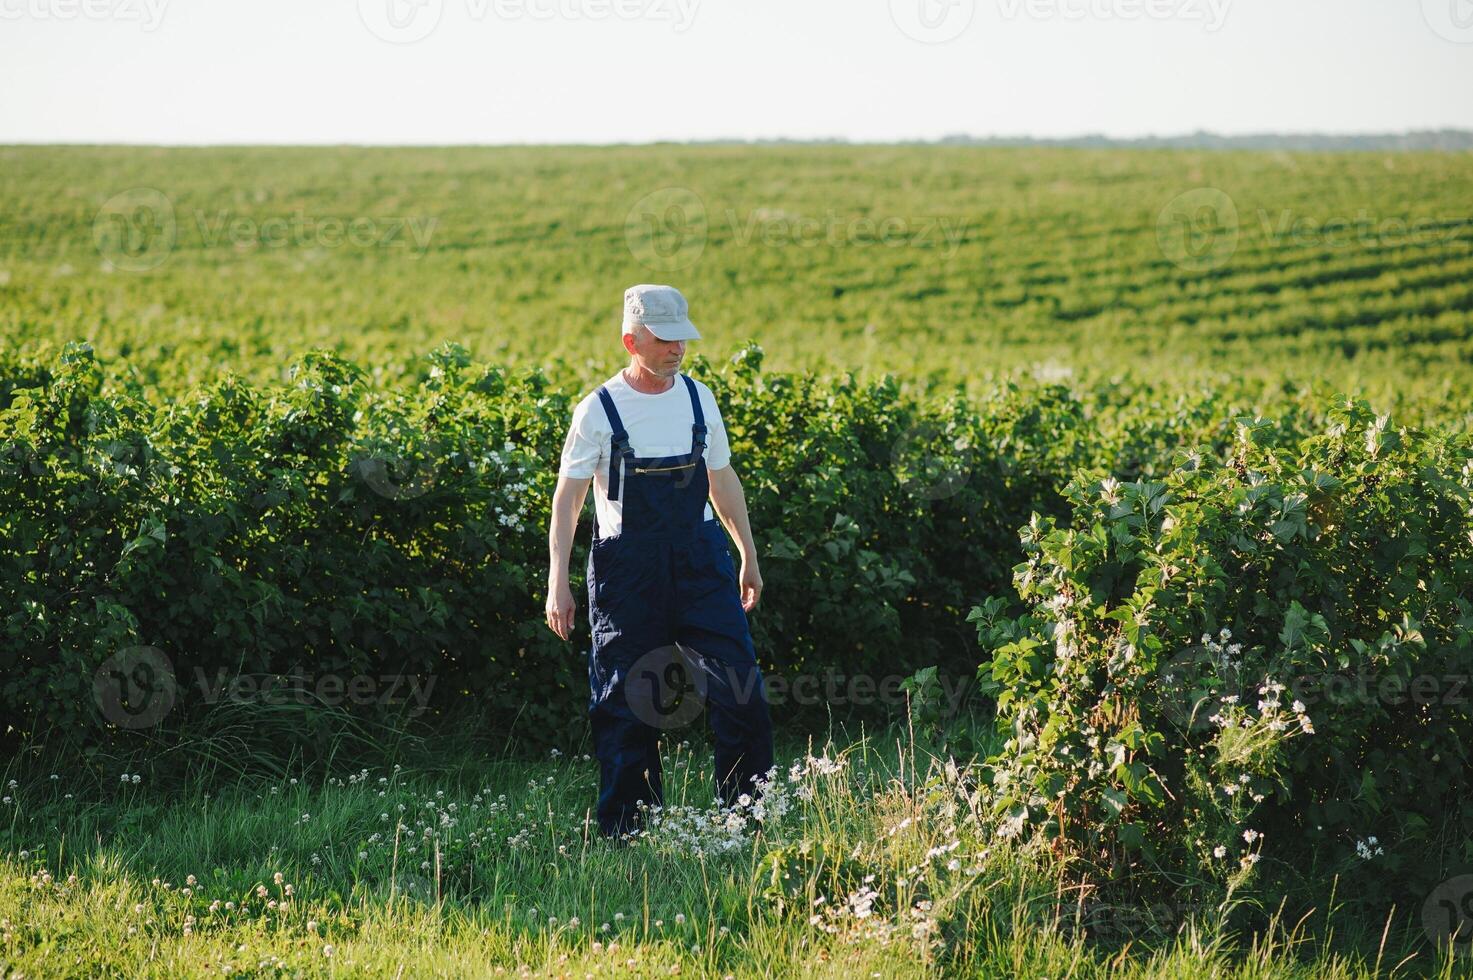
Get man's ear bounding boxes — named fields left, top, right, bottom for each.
left=621, top=331, right=637, bottom=356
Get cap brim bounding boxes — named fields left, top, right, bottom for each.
left=643, top=319, right=701, bottom=341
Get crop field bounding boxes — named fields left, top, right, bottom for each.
left=2, top=144, right=1472, bottom=977
left=3, top=144, right=1471, bottom=407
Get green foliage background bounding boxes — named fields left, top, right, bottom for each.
left=1, top=145, right=1470, bottom=805
left=2, top=144, right=1470, bottom=412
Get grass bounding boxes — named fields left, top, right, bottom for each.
left=1, top=718, right=1463, bottom=978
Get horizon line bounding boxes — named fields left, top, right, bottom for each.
left=4, top=127, right=1473, bottom=151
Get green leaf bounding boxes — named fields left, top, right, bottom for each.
left=1117, top=823, right=1146, bottom=850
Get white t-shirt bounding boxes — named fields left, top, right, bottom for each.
left=558, top=371, right=731, bottom=537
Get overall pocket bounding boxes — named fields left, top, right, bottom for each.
left=589, top=535, right=662, bottom=616
left=701, top=521, right=739, bottom=590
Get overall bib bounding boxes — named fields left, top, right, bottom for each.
left=586, top=374, right=774, bottom=838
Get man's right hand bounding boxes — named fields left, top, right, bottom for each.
left=546, top=580, right=576, bottom=640
left=546, top=474, right=591, bottom=642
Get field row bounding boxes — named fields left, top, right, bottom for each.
left=2, top=145, right=1470, bottom=404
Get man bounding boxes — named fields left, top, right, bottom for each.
left=546, top=283, right=774, bottom=840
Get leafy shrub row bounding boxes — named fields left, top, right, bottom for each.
left=1, top=340, right=1151, bottom=761
left=9, top=338, right=1442, bottom=793
left=973, top=396, right=1473, bottom=908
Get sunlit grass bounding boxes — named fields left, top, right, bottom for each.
left=0, top=723, right=1462, bottom=978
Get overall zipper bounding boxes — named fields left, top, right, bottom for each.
left=634, top=462, right=697, bottom=474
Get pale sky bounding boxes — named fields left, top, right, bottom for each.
left=2, top=0, right=1470, bottom=143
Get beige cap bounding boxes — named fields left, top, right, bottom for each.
left=622, top=284, right=701, bottom=341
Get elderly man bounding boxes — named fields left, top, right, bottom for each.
left=546, top=284, right=774, bottom=840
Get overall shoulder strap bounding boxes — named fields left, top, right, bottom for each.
left=596, top=386, right=633, bottom=502
left=681, top=375, right=708, bottom=460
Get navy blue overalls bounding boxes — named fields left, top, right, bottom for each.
left=586, top=374, right=774, bottom=838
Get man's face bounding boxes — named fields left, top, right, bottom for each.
left=624, top=324, right=686, bottom=376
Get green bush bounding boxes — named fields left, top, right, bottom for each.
left=974, top=397, right=1473, bottom=909
left=0, top=342, right=584, bottom=756
left=707, top=351, right=1096, bottom=680
left=2, top=341, right=1098, bottom=763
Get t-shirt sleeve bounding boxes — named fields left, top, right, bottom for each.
left=703, top=386, right=732, bottom=471
left=558, top=396, right=604, bottom=479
